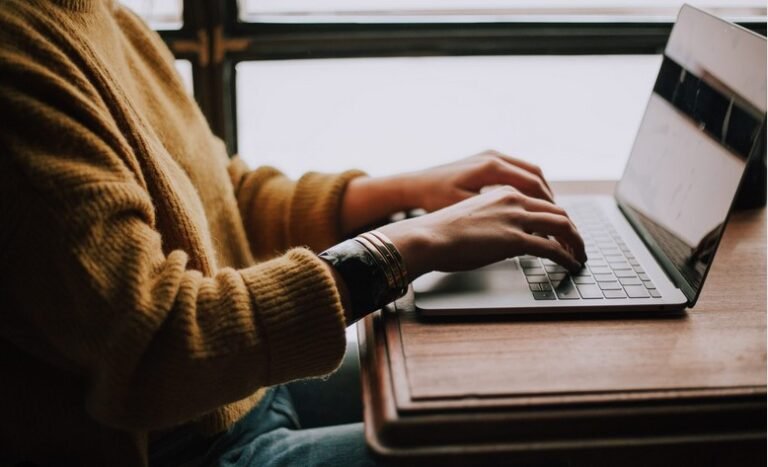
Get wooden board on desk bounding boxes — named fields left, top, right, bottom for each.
left=359, top=181, right=767, bottom=465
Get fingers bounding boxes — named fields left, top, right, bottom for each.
left=491, top=187, right=586, bottom=263
left=481, top=150, right=554, bottom=196
left=518, top=233, right=582, bottom=272
left=521, top=196, right=570, bottom=218
left=477, top=159, right=554, bottom=203
left=520, top=212, right=587, bottom=263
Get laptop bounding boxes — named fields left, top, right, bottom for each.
left=413, top=4, right=767, bottom=316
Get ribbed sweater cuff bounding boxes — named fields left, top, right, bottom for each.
left=290, top=170, right=367, bottom=251
left=240, top=247, right=347, bottom=384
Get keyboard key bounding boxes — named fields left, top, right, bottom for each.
left=619, top=277, right=642, bottom=286
left=624, top=285, right=650, bottom=298
left=589, top=266, right=611, bottom=274
left=529, top=283, right=551, bottom=291
left=545, top=265, right=567, bottom=273
left=548, top=272, right=567, bottom=280
left=633, top=266, right=645, bottom=273
left=601, top=248, right=621, bottom=255
left=643, top=280, right=656, bottom=289
left=598, top=281, right=622, bottom=290
left=638, top=273, right=650, bottom=281
left=629, top=259, right=641, bottom=266
left=593, top=273, right=614, bottom=281
left=577, top=284, right=603, bottom=299
left=603, top=289, right=627, bottom=298
left=555, top=281, right=580, bottom=299
left=520, top=259, right=540, bottom=268
left=609, top=262, right=631, bottom=270
left=526, top=275, right=549, bottom=283
left=648, top=289, right=662, bottom=298
left=614, top=270, right=638, bottom=278
left=523, top=267, right=545, bottom=275
left=573, top=276, right=595, bottom=284
left=532, top=290, right=556, bottom=300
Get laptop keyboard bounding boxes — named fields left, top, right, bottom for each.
left=520, top=204, right=662, bottom=301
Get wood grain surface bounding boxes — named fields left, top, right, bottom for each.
left=359, top=181, right=766, bottom=464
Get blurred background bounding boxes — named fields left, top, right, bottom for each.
left=120, top=0, right=766, bottom=180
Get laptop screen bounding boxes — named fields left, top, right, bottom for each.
left=615, top=5, right=766, bottom=305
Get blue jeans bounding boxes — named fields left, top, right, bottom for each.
left=149, top=339, right=382, bottom=467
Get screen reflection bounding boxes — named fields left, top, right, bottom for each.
left=616, top=67, right=762, bottom=294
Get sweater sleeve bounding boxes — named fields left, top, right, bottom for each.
left=0, top=26, right=347, bottom=431
left=228, top=157, right=366, bottom=258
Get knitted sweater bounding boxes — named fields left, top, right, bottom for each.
left=0, top=0, right=364, bottom=464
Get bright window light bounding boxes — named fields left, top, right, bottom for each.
left=237, top=55, right=662, bottom=181
left=119, top=0, right=183, bottom=30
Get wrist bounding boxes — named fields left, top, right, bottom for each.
left=387, top=171, right=422, bottom=212
left=341, top=174, right=420, bottom=235
left=358, top=174, right=417, bottom=212
left=377, top=219, right=433, bottom=282
left=319, top=236, right=408, bottom=325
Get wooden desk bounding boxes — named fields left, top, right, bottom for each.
left=358, top=181, right=767, bottom=466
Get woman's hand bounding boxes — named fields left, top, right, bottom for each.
left=376, top=186, right=587, bottom=281
left=341, top=150, right=554, bottom=234
left=398, top=150, right=555, bottom=212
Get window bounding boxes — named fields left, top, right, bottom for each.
left=236, top=55, right=661, bottom=180
left=120, top=0, right=183, bottom=29
left=174, top=60, right=194, bottom=95
left=240, top=0, right=765, bottom=23
left=122, top=1, right=765, bottom=177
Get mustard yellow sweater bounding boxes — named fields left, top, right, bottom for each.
left=0, top=1, right=364, bottom=464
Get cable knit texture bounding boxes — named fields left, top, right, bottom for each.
left=0, top=0, right=365, bottom=465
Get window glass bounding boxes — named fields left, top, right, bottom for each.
left=239, top=0, right=765, bottom=23
left=174, top=60, right=193, bottom=95
left=119, top=0, right=183, bottom=30
left=236, top=55, right=661, bottom=181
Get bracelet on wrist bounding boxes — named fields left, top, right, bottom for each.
left=318, top=231, right=409, bottom=323
left=357, top=231, right=408, bottom=296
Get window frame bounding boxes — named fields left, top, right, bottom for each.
left=155, top=0, right=766, bottom=155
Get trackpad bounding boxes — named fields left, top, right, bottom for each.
left=412, top=259, right=521, bottom=296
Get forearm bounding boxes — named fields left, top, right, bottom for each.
left=90, top=247, right=347, bottom=430
left=341, top=175, right=417, bottom=235
left=15, top=177, right=349, bottom=430
left=229, top=158, right=366, bottom=254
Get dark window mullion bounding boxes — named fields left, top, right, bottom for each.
left=212, top=0, right=765, bottom=156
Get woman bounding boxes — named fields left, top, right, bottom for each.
left=0, top=1, right=585, bottom=465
